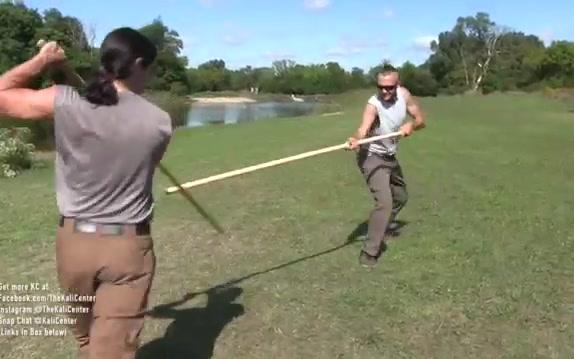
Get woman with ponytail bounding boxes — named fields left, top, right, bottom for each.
left=0, top=27, right=172, bottom=358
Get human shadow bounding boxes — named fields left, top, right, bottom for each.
left=215, top=239, right=359, bottom=295
left=137, top=237, right=359, bottom=358
left=347, top=220, right=369, bottom=242
left=347, top=219, right=409, bottom=241
left=387, top=219, right=409, bottom=237
left=136, top=286, right=245, bottom=359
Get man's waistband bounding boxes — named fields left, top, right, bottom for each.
left=58, top=216, right=151, bottom=236
left=367, top=151, right=396, bottom=161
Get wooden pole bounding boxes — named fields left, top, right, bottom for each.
left=165, top=131, right=403, bottom=193
left=158, top=163, right=225, bottom=233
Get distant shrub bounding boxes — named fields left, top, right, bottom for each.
left=0, top=127, right=35, bottom=178
left=145, top=91, right=189, bottom=128
left=542, top=87, right=574, bottom=102
left=438, top=86, right=467, bottom=96
left=399, top=63, right=439, bottom=97
left=169, top=82, right=190, bottom=96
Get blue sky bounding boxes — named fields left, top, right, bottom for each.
left=23, top=0, right=574, bottom=71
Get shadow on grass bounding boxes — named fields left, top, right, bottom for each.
left=137, top=286, right=244, bottom=359
left=387, top=219, right=409, bottom=237
left=347, top=219, right=409, bottom=241
left=138, top=234, right=361, bottom=358
left=347, top=221, right=369, bottom=242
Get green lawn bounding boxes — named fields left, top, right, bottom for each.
left=0, top=90, right=573, bottom=358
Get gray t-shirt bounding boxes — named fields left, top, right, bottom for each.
left=53, top=85, right=172, bottom=224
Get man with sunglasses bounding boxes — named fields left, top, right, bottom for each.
left=348, top=66, right=425, bottom=267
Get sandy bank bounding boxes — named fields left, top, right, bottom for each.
left=190, top=97, right=257, bottom=104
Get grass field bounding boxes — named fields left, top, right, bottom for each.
left=0, top=90, right=573, bottom=358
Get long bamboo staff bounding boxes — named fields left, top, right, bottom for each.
left=165, top=131, right=403, bottom=193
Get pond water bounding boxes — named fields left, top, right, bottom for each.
left=186, top=101, right=319, bottom=128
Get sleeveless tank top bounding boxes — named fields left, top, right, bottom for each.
left=365, top=87, right=408, bottom=155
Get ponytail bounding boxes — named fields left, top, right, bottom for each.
left=82, top=27, right=157, bottom=106
left=84, top=70, right=119, bottom=106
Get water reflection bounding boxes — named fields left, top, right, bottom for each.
left=186, top=101, right=318, bottom=127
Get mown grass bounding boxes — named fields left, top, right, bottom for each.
left=0, top=90, right=573, bottom=358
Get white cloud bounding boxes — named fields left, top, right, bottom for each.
left=539, top=29, right=554, bottom=46
left=326, top=38, right=386, bottom=58
left=304, top=0, right=331, bottom=11
left=412, top=35, right=437, bottom=52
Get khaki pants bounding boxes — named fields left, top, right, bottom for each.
left=55, top=218, right=156, bottom=359
left=357, top=150, right=408, bottom=257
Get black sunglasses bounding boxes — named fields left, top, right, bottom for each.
left=377, top=84, right=397, bottom=91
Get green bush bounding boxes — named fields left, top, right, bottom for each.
left=144, top=91, right=189, bottom=128
left=399, top=62, right=439, bottom=97
left=0, top=127, right=35, bottom=178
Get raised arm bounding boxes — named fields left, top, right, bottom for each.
left=0, top=41, right=65, bottom=121
left=0, top=87, right=58, bottom=120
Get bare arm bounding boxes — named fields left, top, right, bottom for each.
left=0, top=41, right=64, bottom=121
left=403, top=88, right=425, bottom=131
left=35, top=39, right=85, bottom=88
left=0, top=87, right=57, bottom=120
left=347, top=103, right=377, bottom=150
left=354, top=103, right=378, bottom=139
left=0, top=54, right=48, bottom=91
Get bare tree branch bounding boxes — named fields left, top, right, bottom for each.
left=473, top=25, right=507, bottom=91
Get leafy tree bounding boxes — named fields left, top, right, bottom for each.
left=3, top=4, right=574, bottom=101
left=427, top=12, right=506, bottom=92
left=36, top=8, right=96, bottom=82
left=199, top=60, right=226, bottom=71
left=139, top=17, right=183, bottom=55
left=188, top=59, right=231, bottom=92
left=139, top=18, right=190, bottom=93
left=349, top=67, right=368, bottom=89
left=481, top=32, right=545, bottom=92
left=399, top=62, right=438, bottom=96
left=539, top=41, right=574, bottom=87
left=38, top=8, right=88, bottom=49
left=325, top=62, right=347, bottom=93
left=0, top=2, right=43, bottom=73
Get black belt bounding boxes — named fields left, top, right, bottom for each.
left=59, top=216, right=151, bottom=236
left=371, top=153, right=396, bottom=161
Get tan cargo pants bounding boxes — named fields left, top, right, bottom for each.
left=55, top=217, right=156, bottom=359
left=357, top=149, right=408, bottom=257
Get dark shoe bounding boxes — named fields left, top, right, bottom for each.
left=387, top=220, right=401, bottom=232
left=359, top=251, right=378, bottom=267
left=378, top=241, right=388, bottom=256
left=386, top=220, right=407, bottom=237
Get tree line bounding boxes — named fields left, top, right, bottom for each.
left=1, top=1, right=573, bottom=97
